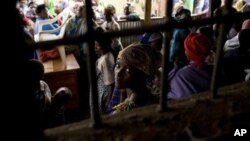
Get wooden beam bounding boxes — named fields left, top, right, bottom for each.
left=144, top=0, right=152, bottom=26
left=210, top=0, right=234, bottom=98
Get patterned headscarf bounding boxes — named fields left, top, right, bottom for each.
left=118, top=44, right=152, bottom=76
left=184, top=33, right=212, bottom=69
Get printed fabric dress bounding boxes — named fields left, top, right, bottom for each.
left=96, top=52, right=115, bottom=113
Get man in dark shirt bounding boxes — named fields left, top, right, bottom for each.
left=119, top=3, right=140, bottom=21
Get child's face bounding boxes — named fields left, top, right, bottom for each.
left=94, top=41, right=102, bottom=55
left=105, top=13, right=112, bottom=22
left=40, top=8, right=49, bottom=19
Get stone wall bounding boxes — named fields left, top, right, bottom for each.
left=45, top=82, right=250, bottom=141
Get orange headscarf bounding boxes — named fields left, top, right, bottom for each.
left=184, top=33, right=212, bottom=69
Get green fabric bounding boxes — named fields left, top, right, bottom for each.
left=183, top=0, right=194, bottom=13
left=47, top=0, right=56, bottom=17
left=234, top=0, right=244, bottom=11
left=99, top=0, right=106, bottom=8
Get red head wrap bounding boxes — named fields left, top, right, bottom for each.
left=184, top=33, right=212, bottom=69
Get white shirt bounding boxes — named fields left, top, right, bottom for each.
left=101, top=18, right=123, bottom=49
left=96, top=52, right=115, bottom=85
left=223, top=34, right=239, bottom=52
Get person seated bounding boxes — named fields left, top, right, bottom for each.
left=147, top=33, right=164, bottom=96
left=168, top=33, right=214, bottom=100
left=17, top=6, right=35, bottom=37
left=34, top=4, right=63, bottom=62
left=34, top=4, right=59, bottom=35
left=46, top=87, right=72, bottom=128
left=213, top=5, right=237, bottom=40
left=26, top=1, right=37, bottom=22
left=238, top=29, right=250, bottom=82
left=223, top=20, right=250, bottom=84
left=18, top=0, right=29, bottom=15
left=148, top=32, right=164, bottom=53
left=111, top=44, right=155, bottom=114
left=26, top=59, right=72, bottom=128
left=140, top=32, right=153, bottom=45
left=107, top=43, right=162, bottom=114
left=197, top=26, right=214, bottom=45
left=223, top=19, right=250, bottom=52
left=119, top=2, right=140, bottom=21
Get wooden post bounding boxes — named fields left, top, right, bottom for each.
left=209, top=0, right=213, bottom=18
left=144, top=0, right=152, bottom=26
left=210, top=0, right=233, bottom=98
left=85, top=0, right=101, bottom=128
left=159, top=0, right=173, bottom=112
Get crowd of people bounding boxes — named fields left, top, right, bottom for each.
left=18, top=0, right=250, bottom=128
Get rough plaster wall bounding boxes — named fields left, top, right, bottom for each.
left=45, top=82, right=250, bottom=141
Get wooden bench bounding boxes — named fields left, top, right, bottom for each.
left=42, top=53, right=80, bottom=109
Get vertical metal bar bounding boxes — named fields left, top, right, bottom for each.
left=209, top=0, right=213, bottom=18
left=144, top=0, right=152, bottom=26
left=85, top=0, right=101, bottom=127
left=159, top=0, right=173, bottom=112
left=210, top=0, right=233, bottom=98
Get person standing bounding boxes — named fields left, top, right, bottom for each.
left=101, top=5, right=123, bottom=57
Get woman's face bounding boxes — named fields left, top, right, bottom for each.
left=114, top=58, right=134, bottom=89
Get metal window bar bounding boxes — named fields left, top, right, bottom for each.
left=159, top=0, right=173, bottom=111
left=144, top=0, right=152, bottom=26
left=85, top=0, right=101, bottom=128
left=29, top=1, right=250, bottom=128
left=209, top=0, right=213, bottom=18
left=210, top=0, right=233, bottom=98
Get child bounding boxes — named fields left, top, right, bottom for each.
left=26, top=59, right=72, bottom=128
